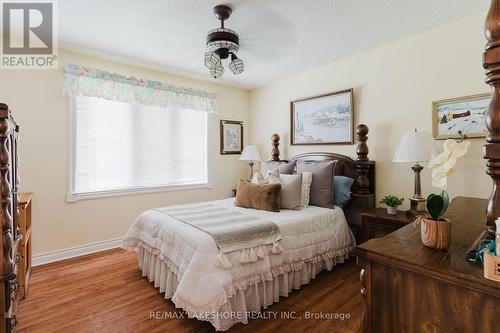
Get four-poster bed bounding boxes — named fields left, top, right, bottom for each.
left=469, top=0, right=500, bottom=252
left=123, top=124, right=375, bottom=331
left=270, top=124, right=376, bottom=241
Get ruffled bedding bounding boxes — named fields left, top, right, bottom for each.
left=122, top=198, right=355, bottom=331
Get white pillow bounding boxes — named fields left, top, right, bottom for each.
left=280, top=172, right=312, bottom=207
left=267, top=173, right=303, bottom=210
left=251, top=170, right=265, bottom=184
left=251, top=170, right=277, bottom=184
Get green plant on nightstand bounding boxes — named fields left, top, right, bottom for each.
left=379, top=195, right=404, bottom=215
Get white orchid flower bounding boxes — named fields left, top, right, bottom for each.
left=428, top=152, right=448, bottom=168
left=450, top=140, right=470, bottom=159
left=432, top=175, right=447, bottom=189
left=441, top=156, right=457, bottom=171
left=428, top=138, right=469, bottom=190
left=443, top=139, right=458, bottom=153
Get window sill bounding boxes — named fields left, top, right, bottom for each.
left=67, top=183, right=212, bottom=202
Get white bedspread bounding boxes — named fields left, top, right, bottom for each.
left=122, top=198, right=355, bottom=325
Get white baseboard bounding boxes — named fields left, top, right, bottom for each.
left=32, top=237, right=123, bottom=267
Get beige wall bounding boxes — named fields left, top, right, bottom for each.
left=249, top=13, right=491, bottom=209
left=0, top=12, right=491, bottom=255
left=0, top=50, right=249, bottom=255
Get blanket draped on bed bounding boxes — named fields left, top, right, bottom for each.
left=122, top=198, right=356, bottom=331
left=154, top=203, right=282, bottom=268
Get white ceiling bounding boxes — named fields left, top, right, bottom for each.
left=59, top=0, right=489, bottom=89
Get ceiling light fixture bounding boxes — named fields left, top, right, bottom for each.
left=205, top=5, right=244, bottom=78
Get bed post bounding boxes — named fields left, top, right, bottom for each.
left=350, top=124, right=375, bottom=242
left=468, top=0, right=500, bottom=259
left=271, top=134, right=280, bottom=161
left=483, top=0, right=500, bottom=238
left=355, top=124, right=371, bottom=194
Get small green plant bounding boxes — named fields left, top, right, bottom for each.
left=379, top=195, right=404, bottom=208
left=426, top=191, right=449, bottom=220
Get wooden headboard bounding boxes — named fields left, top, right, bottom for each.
left=270, top=124, right=375, bottom=242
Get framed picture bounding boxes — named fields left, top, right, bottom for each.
left=220, top=120, right=243, bottom=154
left=432, top=93, right=491, bottom=140
left=290, top=88, right=354, bottom=145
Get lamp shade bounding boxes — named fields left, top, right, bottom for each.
left=239, top=145, right=262, bottom=162
left=393, top=130, right=440, bottom=163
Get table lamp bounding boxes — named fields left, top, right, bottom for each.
left=239, top=145, right=262, bottom=180
left=393, top=129, right=440, bottom=215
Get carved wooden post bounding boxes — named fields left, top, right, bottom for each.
left=0, top=104, right=13, bottom=280
left=355, top=124, right=370, bottom=194
left=483, top=0, right=500, bottom=237
left=271, top=133, right=280, bottom=161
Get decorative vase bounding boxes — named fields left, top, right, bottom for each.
left=419, top=217, right=451, bottom=250
left=387, top=206, right=397, bottom=215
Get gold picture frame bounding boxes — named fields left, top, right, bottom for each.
left=290, top=88, right=354, bottom=145
left=432, top=93, right=491, bottom=140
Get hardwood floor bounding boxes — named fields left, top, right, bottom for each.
left=18, top=249, right=363, bottom=333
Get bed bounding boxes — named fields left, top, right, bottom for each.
left=122, top=124, right=375, bottom=331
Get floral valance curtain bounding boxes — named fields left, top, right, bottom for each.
left=63, top=64, right=217, bottom=113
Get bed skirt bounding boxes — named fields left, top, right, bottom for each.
left=137, top=247, right=350, bottom=331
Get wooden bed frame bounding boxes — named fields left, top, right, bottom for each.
left=466, top=0, right=500, bottom=255
left=270, top=124, right=375, bottom=242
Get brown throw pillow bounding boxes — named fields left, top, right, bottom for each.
left=235, top=180, right=281, bottom=212
left=296, top=160, right=337, bottom=208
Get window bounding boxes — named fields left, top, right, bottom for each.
left=68, top=96, right=210, bottom=201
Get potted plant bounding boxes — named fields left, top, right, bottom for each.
left=417, top=132, right=470, bottom=250
left=379, top=195, right=404, bottom=215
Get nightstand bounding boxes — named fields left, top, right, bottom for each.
left=361, top=208, right=415, bottom=242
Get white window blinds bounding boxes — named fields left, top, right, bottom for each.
left=70, top=96, right=209, bottom=198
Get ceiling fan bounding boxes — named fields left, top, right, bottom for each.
left=204, top=5, right=244, bottom=78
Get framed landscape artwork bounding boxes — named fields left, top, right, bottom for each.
left=290, top=88, right=354, bottom=145
left=220, top=120, right=243, bottom=154
left=432, top=93, right=491, bottom=139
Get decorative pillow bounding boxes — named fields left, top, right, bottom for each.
left=262, top=160, right=296, bottom=175
left=235, top=180, right=281, bottom=212
left=296, top=160, right=337, bottom=208
left=251, top=170, right=278, bottom=184
left=250, top=170, right=266, bottom=184
left=333, top=176, right=354, bottom=208
left=267, top=173, right=303, bottom=210
left=281, top=172, right=312, bottom=207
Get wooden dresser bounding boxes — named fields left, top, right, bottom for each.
left=354, top=197, right=500, bottom=333
left=0, top=104, right=21, bottom=332
left=17, top=193, right=32, bottom=300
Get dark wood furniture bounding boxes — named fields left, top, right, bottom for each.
left=17, top=193, right=32, bottom=300
left=0, top=104, right=20, bottom=332
left=354, top=197, right=500, bottom=333
left=272, top=124, right=375, bottom=241
left=469, top=0, right=500, bottom=254
left=362, top=208, right=414, bottom=242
